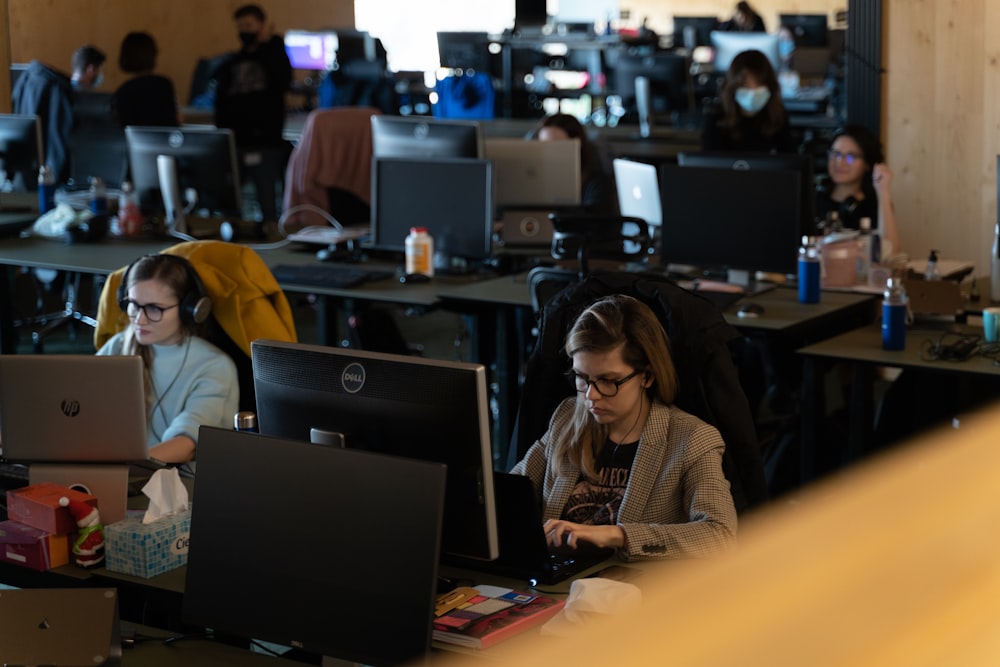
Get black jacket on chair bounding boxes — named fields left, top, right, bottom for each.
left=509, top=271, right=768, bottom=514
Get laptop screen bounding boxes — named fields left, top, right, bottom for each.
left=0, top=355, right=149, bottom=463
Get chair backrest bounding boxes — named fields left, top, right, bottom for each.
left=510, top=271, right=768, bottom=514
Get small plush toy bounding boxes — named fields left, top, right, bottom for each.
left=59, top=496, right=105, bottom=568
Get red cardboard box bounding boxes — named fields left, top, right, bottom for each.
left=6, top=482, right=98, bottom=535
left=0, top=520, right=71, bottom=571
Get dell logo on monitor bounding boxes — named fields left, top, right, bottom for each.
left=413, top=122, right=430, bottom=140
left=341, top=363, right=366, bottom=393
left=60, top=399, right=81, bottom=417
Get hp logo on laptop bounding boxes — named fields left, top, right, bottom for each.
left=341, top=363, right=366, bottom=394
left=60, top=399, right=81, bottom=417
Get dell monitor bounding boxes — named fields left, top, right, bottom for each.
left=184, top=427, right=446, bottom=666
left=677, top=151, right=817, bottom=237
left=0, top=113, right=42, bottom=192
left=125, top=126, right=242, bottom=219
left=370, top=156, right=494, bottom=264
left=370, top=115, right=483, bottom=159
left=658, top=163, right=801, bottom=277
left=779, top=13, right=829, bottom=47
left=710, top=31, right=782, bottom=72
left=251, top=340, right=500, bottom=562
left=284, top=30, right=339, bottom=70
left=611, top=52, right=692, bottom=120
left=484, top=137, right=581, bottom=208
left=672, top=16, right=720, bottom=49
left=437, top=31, right=493, bottom=73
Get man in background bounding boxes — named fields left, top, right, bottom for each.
left=12, top=45, right=107, bottom=184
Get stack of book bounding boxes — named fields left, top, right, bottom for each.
left=432, top=585, right=565, bottom=649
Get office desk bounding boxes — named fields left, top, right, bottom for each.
left=798, top=324, right=1000, bottom=481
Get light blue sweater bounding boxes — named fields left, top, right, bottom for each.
left=97, top=333, right=239, bottom=455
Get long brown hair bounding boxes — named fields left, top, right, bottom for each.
left=553, top=295, right=678, bottom=480
left=718, top=49, right=787, bottom=139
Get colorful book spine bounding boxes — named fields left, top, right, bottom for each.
left=433, top=588, right=565, bottom=649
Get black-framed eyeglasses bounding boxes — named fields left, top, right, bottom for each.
left=566, top=369, right=642, bottom=397
left=828, top=150, right=863, bottom=165
left=123, top=299, right=178, bottom=322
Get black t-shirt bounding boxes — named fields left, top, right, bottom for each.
left=112, top=75, right=178, bottom=128
left=561, top=438, right=638, bottom=525
left=701, top=108, right=796, bottom=154
left=213, top=35, right=292, bottom=146
left=816, top=186, right=879, bottom=231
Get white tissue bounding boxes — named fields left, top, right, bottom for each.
left=31, top=203, right=86, bottom=239
left=141, top=468, right=190, bottom=524
left=540, top=577, right=643, bottom=637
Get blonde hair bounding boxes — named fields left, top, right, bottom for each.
left=553, top=295, right=678, bottom=480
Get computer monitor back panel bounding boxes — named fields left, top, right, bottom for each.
left=710, top=31, right=782, bottom=73
left=370, top=156, right=494, bottom=260
left=0, top=356, right=149, bottom=463
left=184, top=427, right=446, bottom=667
left=370, top=115, right=483, bottom=159
left=251, top=340, right=499, bottom=562
left=658, top=163, right=801, bottom=276
left=485, top=137, right=581, bottom=208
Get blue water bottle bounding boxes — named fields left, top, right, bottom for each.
left=37, top=165, right=56, bottom=214
left=881, top=277, right=908, bottom=351
left=798, top=235, right=821, bottom=304
left=88, top=176, right=108, bottom=216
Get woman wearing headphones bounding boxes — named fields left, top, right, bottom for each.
left=817, top=124, right=901, bottom=258
left=510, top=295, right=736, bottom=561
left=97, top=254, right=238, bottom=471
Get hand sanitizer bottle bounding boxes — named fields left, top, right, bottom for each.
left=925, top=249, right=941, bottom=281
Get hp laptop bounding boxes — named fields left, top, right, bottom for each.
left=447, top=472, right=613, bottom=586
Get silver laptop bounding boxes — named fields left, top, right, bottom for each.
left=0, top=355, right=149, bottom=464
left=485, top=137, right=582, bottom=208
left=613, top=158, right=662, bottom=227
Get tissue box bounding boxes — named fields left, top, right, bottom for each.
left=0, top=520, right=71, bottom=571
left=104, top=509, right=191, bottom=578
left=6, top=482, right=99, bottom=535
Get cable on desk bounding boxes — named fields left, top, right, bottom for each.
left=920, top=332, right=983, bottom=362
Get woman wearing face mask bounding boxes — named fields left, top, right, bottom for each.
left=701, top=49, right=795, bottom=153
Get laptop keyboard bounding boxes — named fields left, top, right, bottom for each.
left=271, top=264, right=396, bottom=289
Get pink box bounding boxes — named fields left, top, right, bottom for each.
left=6, top=482, right=98, bottom=535
left=0, top=520, right=71, bottom=571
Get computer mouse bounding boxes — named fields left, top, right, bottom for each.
left=737, top=302, right=765, bottom=318
left=399, top=273, right=431, bottom=285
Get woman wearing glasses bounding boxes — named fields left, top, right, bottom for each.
left=818, top=124, right=901, bottom=257
left=510, top=295, right=736, bottom=560
left=97, top=254, right=238, bottom=470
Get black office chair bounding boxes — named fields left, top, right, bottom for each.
left=511, top=271, right=769, bottom=515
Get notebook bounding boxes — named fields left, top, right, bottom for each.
left=0, top=588, right=121, bottom=665
left=0, top=355, right=149, bottom=464
left=447, top=472, right=614, bottom=586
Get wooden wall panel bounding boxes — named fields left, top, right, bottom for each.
left=6, top=0, right=353, bottom=105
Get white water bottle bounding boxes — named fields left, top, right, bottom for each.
left=405, top=227, right=434, bottom=277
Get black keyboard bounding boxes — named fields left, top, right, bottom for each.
left=271, top=264, right=396, bottom=289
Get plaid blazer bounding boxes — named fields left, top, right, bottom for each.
left=511, top=397, right=737, bottom=561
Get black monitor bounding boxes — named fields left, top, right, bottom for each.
left=676, top=151, right=817, bottom=237
left=251, top=340, right=500, bottom=562
left=437, top=31, right=493, bottom=73
left=370, top=156, right=494, bottom=262
left=184, top=427, right=446, bottom=666
left=283, top=30, right=338, bottom=70
left=672, top=16, right=719, bottom=49
left=124, top=126, right=242, bottom=218
left=658, top=163, right=801, bottom=276
left=370, top=115, right=483, bottom=159
left=0, top=114, right=42, bottom=192
left=779, top=13, right=829, bottom=47
left=611, top=52, right=691, bottom=120
left=710, top=30, right=782, bottom=72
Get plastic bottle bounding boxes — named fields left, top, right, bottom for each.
left=88, top=176, right=108, bottom=216
left=856, top=217, right=873, bottom=284
left=37, top=165, right=56, bottom=215
left=797, top=235, right=821, bottom=304
left=405, top=226, right=434, bottom=277
left=116, top=181, right=144, bottom=237
left=992, top=222, right=1000, bottom=303
left=882, top=277, right=908, bottom=351
left=925, top=249, right=941, bottom=281
left=234, top=411, right=258, bottom=433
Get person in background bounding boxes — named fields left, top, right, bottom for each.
left=701, top=49, right=795, bottom=153
left=816, top=124, right=900, bottom=257
left=533, top=113, right=617, bottom=217
left=717, top=1, right=767, bottom=32
left=511, top=295, right=737, bottom=560
left=12, top=45, right=106, bottom=184
left=97, top=254, right=238, bottom=473
left=112, top=32, right=179, bottom=128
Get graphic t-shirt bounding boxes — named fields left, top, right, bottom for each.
left=561, top=439, right=638, bottom=525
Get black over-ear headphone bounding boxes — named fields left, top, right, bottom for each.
left=117, top=253, right=212, bottom=325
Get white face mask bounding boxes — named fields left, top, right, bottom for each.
left=734, top=86, right=771, bottom=114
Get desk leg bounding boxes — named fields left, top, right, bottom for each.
left=1, top=267, right=16, bottom=354
left=847, top=364, right=873, bottom=464
left=800, top=356, right=823, bottom=484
